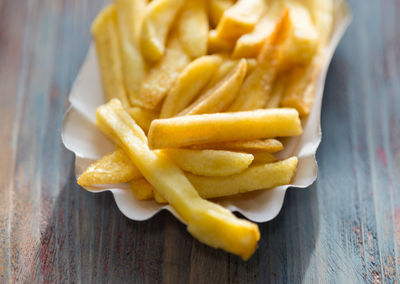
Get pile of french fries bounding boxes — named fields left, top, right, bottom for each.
left=80, top=0, right=334, bottom=259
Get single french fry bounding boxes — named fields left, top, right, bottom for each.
left=178, top=0, right=208, bottom=58
left=140, top=0, right=185, bottom=62
left=148, top=108, right=302, bottom=149
left=130, top=178, right=154, bottom=200
left=207, top=29, right=235, bottom=53
left=208, top=0, right=235, bottom=27
left=251, top=151, right=277, bottom=164
left=228, top=9, right=290, bottom=111
left=115, top=0, right=147, bottom=106
left=280, top=58, right=321, bottom=116
left=216, top=0, right=266, bottom=40
left=140, top=34, right=190, bottom=110
left=265, top=75, right=286, bottom=108
left=204, top=56, right=237, bottom=88
left=91, top=5, right=129, bottom=107
left=127, top=107, right=158, bottom=132
left=96, top=99, right=260, bottom=260
left=188, top=139, right=284, bottom=152
left=142, top=157, right=298, bottom=202
left=179, top=59, right=247, bottom=115
left=160, top=55, right=222, bottom=118
left=164, top=149, right=254, bottom=176
left=77, top=148, right=142, bottom=186
left=233, top=2, right=283, bottom=58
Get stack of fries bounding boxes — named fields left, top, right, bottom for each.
left=80, top=0, right=334, bottom=259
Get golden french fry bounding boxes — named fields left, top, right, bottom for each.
left=204, top=56, right=237, bottom=88
left=265, top=75, right=286, bottom=108
left=188, top=139, right=284, bottom=152
left=127, top=107, right=158, bottom=132
left=228, top=9, right=290, bottom=111
left=142, top=157, right=298, bottom=202
left=91, top=5, right=129, bottom=107
left=77, top=148, right=141, bottom=186
left=250, top=151, right=277, bottom=164
left=216, top=0, right=266, bottom=40
left=280, top=59, right=321, bottom=116
left=115, top=0, right=147, bottom=106
left=148, top=108, right=302, bottom=149
left=207, top=29, right=235, bottom=53
left=179, top=59, right=247, bottom=115
left=130, top=178, right=154, bottom=200
left=160, top=55, right=222, bottom=118
left=208, top=0, right=235, bottom=27
left=164, top=149, right=254, bottom=176
left=178, top=0, right=209, bottom=58
left=97, top=99, right=260, bottom=260
left=307, top=0, right=333, bottom=47
left=140, top=0, right=185, bottom=62
left=233, top=2, right=283, bottom=58
left=140, top=34, right=190, bottom=110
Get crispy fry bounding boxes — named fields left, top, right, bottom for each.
left=216, top=0, right=266, bottom=40
left=178, top=0, right=209, bottom=58
left=228, top=9, right=291, bottom=111
left=130, top=178, right=154, bottom=200
left=179, top=59, right=247, bottom=115
left=233, top=2, right=283, bottom=58
left=188, top=139, right=284, bottom=152
left=208, top=0, right=235, bottom=27
left=164, top=149, right=254, bottom=176
left=77, top=148, right=141, bottom=186
left=140, top=0, right=185, bottom=62
left=207, top=29, right=235, bottom=53
left=127, top=107, right=158, bottom=132
left=115, top=0, right=147, bottom=106
left=160, top=55, right=222, bottom=118
left=91, top=5, right=129, bottom=107
left=204, top=56, right=237, bottom=88
left=143, top=157, right=298, bottom=201
left=140, top=34, right=190, bottom=110
left=148, top=108, right=302, bottom=149
left=265, top=75, right=286, bottom=108
left=96, top=99, right=260, bottom=260
left=251, top=151, right=277, bottom=164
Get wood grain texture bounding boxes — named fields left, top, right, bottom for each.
left=0, top=0, right=399, bottom=283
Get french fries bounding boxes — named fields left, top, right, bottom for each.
left=140, top=0, right=184, bottom=62
left=179, top=59, right=247, bottom=115
left=77, top=148, right=141, bottom=186
left=140, top=33, right=190, bottom=109
left=97, top=99, right=260, bottom=260
left=148, top=108, right=302, bottom=149
left=84, top=0, right=336, bottom=259
left=91, top=5, right=129, bottom=107
left=164, top=149, right=254, bottom=176
left=160, top=55, right=222, bottom=118
left=178, top=0, right=209, bottom=58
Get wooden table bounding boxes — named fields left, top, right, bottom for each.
left=1, top=0, right=399, bottom=283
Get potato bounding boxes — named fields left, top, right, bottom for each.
left=208, top=0, right=235, bottom=27
left=148, top=108, right=302, bottom=149
left=140, top=33, right=190, bottom=110
left=164, top=149, right=254, bottom=176
left=96, top=98, right=260, bottom=260
left=178, top=0, right=209, bottom=58
left=179, top=59, right=247, bottom=115
left=77, top=148, right=141, bottom=186
left=228, top=9, right=290, bottom=111
left=91, top=4, right=129, bottom=107
left=216, top=0, right=266, bottom=40
left=251, top=151, right=277, bottom=164
left=307, top=0, right=333, bottom=47
left=130, top=178, right=154, bottom=200
left=160, top=55, right=222, bottom=118
left=188, top=138, right=284, bottom=152
left=115, top=0, right=147, bottom=106
left=140, top=0, right=185, bottom=62
left=265, top=75, right=286, bottom=108
left=207, top=29, right=235, bottom=53
left=127, top=107, right=158, bottom=132
left=142, top=157, right=298, bottom=201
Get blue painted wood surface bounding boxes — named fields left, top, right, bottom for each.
left=0, top=0, right=399, bottom=283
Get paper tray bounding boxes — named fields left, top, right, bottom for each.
left=62, top=1, right=351, bottom=223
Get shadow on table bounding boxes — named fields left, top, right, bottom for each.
left=23, top=158, right=320, bottom=283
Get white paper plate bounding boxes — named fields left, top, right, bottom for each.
left=62, top=1, right=351, bottom=223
